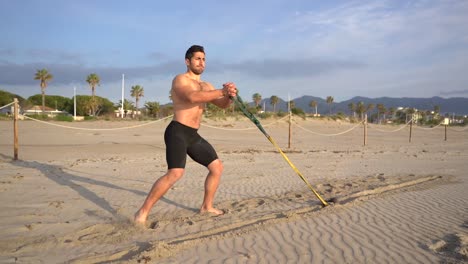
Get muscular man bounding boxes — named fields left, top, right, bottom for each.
left=134, top=45, right=237, bottom=224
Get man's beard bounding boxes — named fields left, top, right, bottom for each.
left=190, top=65, right=204, bottom=75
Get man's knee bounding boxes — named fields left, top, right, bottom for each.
left=165, top=168, right=185, bottom=183
left=208, top=159, right=223, bottom=175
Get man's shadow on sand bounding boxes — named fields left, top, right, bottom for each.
left=1, top=154, right=197, bottom=218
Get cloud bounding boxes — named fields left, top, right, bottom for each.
left=25, top=49, right=84, bottom=63
left=0, top=60, right=182, bottom=86
left=1, top=55, right=364, bottom=86
left=221, top=58, right=365, bottom=78
left=439, top=89, right=468, bottom=96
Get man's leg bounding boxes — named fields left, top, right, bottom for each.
left=200, top=159, right=224, bottom=215
left=134, top=168, right=185, bottom=224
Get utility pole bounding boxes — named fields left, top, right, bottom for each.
left=73, top=86, right=76, bottom=120
left=121, top=74, right=125, bottom=118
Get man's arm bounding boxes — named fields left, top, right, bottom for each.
left=172, top=75, right=225, bottom=104
left=211, top=94, right=232, bottom=109
left=211, top=82, right=237, bottom=109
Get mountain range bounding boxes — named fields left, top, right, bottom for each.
left=1, top=89, right=467, bottom=116
left=253, top=96, right=468, bottom=116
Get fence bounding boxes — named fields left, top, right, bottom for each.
left=1, top=99, right=466, bottom=160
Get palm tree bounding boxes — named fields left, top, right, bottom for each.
left=86, top=73, right=100, bottom=99
left=86, top=73, right=100, bottom=115
left=434, top=105, right=441, bottom=116
left=252, top=93, right=262, bottom=108
left=270, top=95, right=279, bottom=112
left=389, top=107, right=396, bottom=120
left=117, top=99, right=135, bottom=117
left=309, top=100, right=318, bottom=116
left=366, top=103, right=375, bottom=122
left=326, top=96, right=334, bottom=115
left=34, top=69, right=53, bottom=113
left=348, top=102, right=356, bottom=118
left=377, top=103, right=386, bottom=123
left=406, top=107, right=416, bottom=123
left=145, top=101, right=160, bottom=118
left=130, top=85, right=144, bottom=115
left=356, top=101, right=366, bottom=120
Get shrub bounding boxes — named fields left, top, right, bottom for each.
left=54, top=115, right=73, bottom=122
left=258, top=112, right=273, bottom=119
left=84, top=116, right=97, bottom=121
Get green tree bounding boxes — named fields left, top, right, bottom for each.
left=86, top=73, right=100, bottom=98
left=389, top=107, right=396, bottom=120
left=309, top=100, right=318, bottom=115
left=86, top=73, right=100, bottom=115
left=406, top=107, right=416, bottom=123
left=434, top=105, right=441, bottom=116
left=365, top=103, right=375, bottom=122
left=252, top=93, right=262, bottom=108
left=377, top=103, right=386, bottom=123
left=0, top=90, right=27, bottom=109
left=326, top=96, right=334, bottom=115
left=76, top=95, right=114, bottom=116
left=145, top=101, right=160, bottom=118
left=356, top=101, right=366, bottom=120
left=27, top=95, right=72, bottom=113
left=348, top=102, right=356, bottom=118
left=34, top=69, right=53, bottom=113
left=270, top=95, right=279, bottom=112
left=122, top=99, right=135, bottom=117
left=130, top=85, right=144, bottom=115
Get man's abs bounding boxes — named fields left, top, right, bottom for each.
left=173, top=107, right=204, bottom=129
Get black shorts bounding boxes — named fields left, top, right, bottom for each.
left=164, top=121, right=218, bottom=169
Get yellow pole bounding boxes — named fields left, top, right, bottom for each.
left=288, top=110, right=292, bottom=149
left=267, top=136, right=329, bottom=207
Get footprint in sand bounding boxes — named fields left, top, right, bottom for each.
left=150, top=221, right=159, bottom=229
left=428, top=233, right=468, bottom=261
left=48, top=201, right=64, bottom=208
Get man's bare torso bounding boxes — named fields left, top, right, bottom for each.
left=170, top=73, right=215, bottom=129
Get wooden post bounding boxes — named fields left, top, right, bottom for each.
left=288, top=110, right=292, bottom=149
left=13, top=98, right=19, bottom=160
left=444, top=125, right=447, bottom=141
left=409, top=118, right=413, bottom=143
left=364, top=114, right=367, bottom=146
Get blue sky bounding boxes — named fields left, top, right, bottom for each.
left=1, top=0, right=467, bottom=104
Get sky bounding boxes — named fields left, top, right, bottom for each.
left=1, top=0, right=468, bottom=105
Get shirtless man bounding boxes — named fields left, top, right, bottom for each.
left=134, top=45, right=237, bottom=224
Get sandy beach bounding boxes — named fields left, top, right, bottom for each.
left=0, top=117, right=467, bottom=263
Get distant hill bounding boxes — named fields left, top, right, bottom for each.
left=254, top=95, right=468, bottom=116
left=2, top=89, right=467, bottom=116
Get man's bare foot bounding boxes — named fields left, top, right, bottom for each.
left=200, top=207, right=224, bottom=216
left=134, top=210, right=147, bottom=225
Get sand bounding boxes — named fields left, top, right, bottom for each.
left=0, top=117, right=467, bottom=263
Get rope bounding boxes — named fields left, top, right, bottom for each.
left=368, top=119, right=413, bottom=133
left=0, top=101, right=15, bottom=110
left=448, top=126, right=468, bottom=132
left=293, top=119, right=364, bottom=137
left=21, top=114, right=173, bottom=131
left=201, top=115, right=289, bottom=131
left=413, top=122, right=443, bottom=130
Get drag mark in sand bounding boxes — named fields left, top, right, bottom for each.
left=63, top=174, right=452, bottom=263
